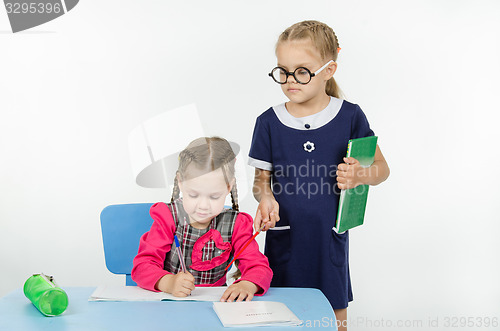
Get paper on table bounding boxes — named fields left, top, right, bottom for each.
left=89, top=286, right=227, bottom=302
left=213, top=301, right=303, bottom=327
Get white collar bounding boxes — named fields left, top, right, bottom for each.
left=273, top=97, right=343, bottom=130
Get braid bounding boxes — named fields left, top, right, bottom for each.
left=332, top=29, right=340, bottom=57
left=229, top=181, right=242, bottom=279
left=171, top=174, right=181, bottom=202
left=230, top=181, right=239, bottom=211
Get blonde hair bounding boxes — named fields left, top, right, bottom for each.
left=171, top=137, right=239, bottom=211
left=277, top=20, right=343, bottom=98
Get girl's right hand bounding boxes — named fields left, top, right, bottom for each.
left=254, top=197, right=280, bottom=232
left=156, top=272, right=195, bottom=297
left=170, top=272, right=195, bottom=297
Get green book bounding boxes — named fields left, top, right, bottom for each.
left=334, top=136, right=378, bottom=234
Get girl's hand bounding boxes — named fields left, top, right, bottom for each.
left=220, top=280, right=258, bottom=302
left=156, top=272, right=195, bottom=297
left=254, top=197, right=279, bottom=232
left=170, top=272, right=195, bottom=297
left=336, top=157, right=364, bottom=190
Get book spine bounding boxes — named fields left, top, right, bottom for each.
left=335, top=140, right=353, bottom=233
left=346, top=140, right=352, bottom=157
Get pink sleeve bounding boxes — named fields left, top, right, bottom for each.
left=232, top=212, right=273, bottom=295
left=131, top=202, right=176, bottom=292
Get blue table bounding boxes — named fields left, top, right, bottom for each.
left=0, top=287, right=337, bottom=330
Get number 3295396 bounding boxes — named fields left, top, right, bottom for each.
left=444, top=316, right=498, bottom=328
left=5, top=2, right=62, bottom=14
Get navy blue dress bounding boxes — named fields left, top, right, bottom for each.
left=248, top=97, right=374, bottom=309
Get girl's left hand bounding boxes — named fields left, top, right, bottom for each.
left=336, top=157, right=364, bottom=190
left=220, top=280, right=258, bottom=302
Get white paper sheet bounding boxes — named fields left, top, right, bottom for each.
left=89, top=286, right=227, bottom=302
left=213, top=301, right=303, bottom=327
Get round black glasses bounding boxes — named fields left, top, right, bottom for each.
left=268, top=60, right=333, bottom=85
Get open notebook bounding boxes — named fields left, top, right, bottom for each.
left=89, top=286, right=227, bottom=302
left=213, top=301, right=302, bottom=327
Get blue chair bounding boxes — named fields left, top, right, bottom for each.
left=100, top=203, right=154, bottom=285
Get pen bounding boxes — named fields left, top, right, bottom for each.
left=224, top=223, right=267, bottom=271
left=174, top=235, right=187, bottom=273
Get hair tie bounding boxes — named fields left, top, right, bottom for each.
left=337, top=47, right=341, bottom=53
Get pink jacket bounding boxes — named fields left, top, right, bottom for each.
left=131, top=203, right=273, bottom=295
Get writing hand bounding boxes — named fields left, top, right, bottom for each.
left=156, top=272, right=195, bottom=297
left=171, top=272, right=195, bottom=297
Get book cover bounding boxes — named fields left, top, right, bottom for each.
left=213, top=301, right=302, bottom=327
left=334, top=136, right=378, bottom=234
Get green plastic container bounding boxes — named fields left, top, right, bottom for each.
left=23, top=274, right=68, bottom=316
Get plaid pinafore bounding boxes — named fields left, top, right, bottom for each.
left=164, top=199, right=237, bottom=285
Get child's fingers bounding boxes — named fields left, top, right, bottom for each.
left=176, top=271, right=194, bottom=280
left=268, top=211, right=279, bottom=230
left=182, top=278, right=195, bottom=291
left=183, top=274, right=195, bottom=290
left=337, top=176, right=349, bottom=190
left=175, top=273, right=195, bottom=291
left=235, top=291, right=249, bottom=302
left=220, top=289, right=228, bottom=301
left=221, top=282, right=257, bottom=302
left=344, top=157, right=359, bottom=165
left=272, top=203, right=280, bottom=222
left=220, top=285, right=248, bottom=302
left=220, top=287, right=234, bottom=302
left=233, top=288, right=255, bottom=302
left=182, top=281, right=194, bottom=291
left=183, top=271, right=195, bottom=282
left=244, top=292, right=254, bottom=302
left=253, top=209, right=262, bottom=232
left=262, top=220, right=271, bottom=231
left=259, top=218, right=272, bottom=232
left=337, top=163, right=348, bottom=171
left=336, top=167, right=347, bottom=176
left=174, top=281, right=194, bottom=297
left=173, top=284, right=192, bottom=297
left=225, top=290, right=241, bottom=303
left=258, top=208, right=272, bottom=232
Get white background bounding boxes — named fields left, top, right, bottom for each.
left=1, top=1, right=499, bottom=330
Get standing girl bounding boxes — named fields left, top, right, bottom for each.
left=132, top=137, right=272, bottom=302
left=248, top=20, right=390, bottom=328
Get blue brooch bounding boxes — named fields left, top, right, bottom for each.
left=303, top=141, right=315, bottom=152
